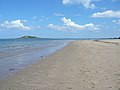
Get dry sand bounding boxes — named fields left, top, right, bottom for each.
left=0, top=40, right=120, bottom=90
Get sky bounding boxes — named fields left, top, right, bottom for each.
left=0, top=0, right=120, bottom=38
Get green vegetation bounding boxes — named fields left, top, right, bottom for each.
left=20, top=36, right=39, bottom=39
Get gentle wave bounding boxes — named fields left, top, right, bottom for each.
left=0, top=39, right=69, bottom=79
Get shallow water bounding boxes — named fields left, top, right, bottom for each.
left=0, top=39, right=69, bottom=79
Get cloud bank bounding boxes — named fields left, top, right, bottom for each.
left=1, top=20, right=31, bottom=30
left=48, top=17, right=99, bottom=31
left=91, top=10, right=120, bottom=18
left=62, top=0, right=95, bottom=9
left=48, top=24, right=70, bottom=31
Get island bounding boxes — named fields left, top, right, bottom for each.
left=19, top=36, right=39, bottom=39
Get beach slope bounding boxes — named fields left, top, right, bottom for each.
left=0, top=40, right=120, bottom=90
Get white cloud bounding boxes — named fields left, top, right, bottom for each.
left=48, top=24, right=70, bottom=31
left=91, top=10, right=120, bottom=18
left=1, top=20, right=31, bottom=30
left=48, top=17, right=99, bottom=31
left=54, top=13, right=64, bottom=16
left=112, top=19, right=120, bottom=25
left=62, top=0, right=95, bottom=9
left=61, top=17, right=99, bottom=30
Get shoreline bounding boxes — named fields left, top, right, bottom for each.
left=0, top=40, right=120, bottom=90
left=0, top=40, right=69, bottom=79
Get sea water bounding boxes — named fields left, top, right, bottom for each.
left=0, top=38, right=69, bottom=79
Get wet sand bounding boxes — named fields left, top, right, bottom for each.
left=0, top=40, right=120, bottom=90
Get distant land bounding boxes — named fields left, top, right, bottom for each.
left=19, top=36, right=39, bottom=39
left=18, top=36, right=120, bottom=40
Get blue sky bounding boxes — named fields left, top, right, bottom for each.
left=0, top=0, right=120, bottom=38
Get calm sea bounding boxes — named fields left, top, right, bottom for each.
left=0, top=38, right=69, bottom=79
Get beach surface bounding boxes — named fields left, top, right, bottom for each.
left=0, top=40, right=120, bottom=90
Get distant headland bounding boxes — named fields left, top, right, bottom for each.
left=19, top=36, right=39, bottom=39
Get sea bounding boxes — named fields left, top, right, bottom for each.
left=0, top=38, right=70, bottom=79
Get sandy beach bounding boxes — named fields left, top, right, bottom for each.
left=0, top=40, right=120, bottom=90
